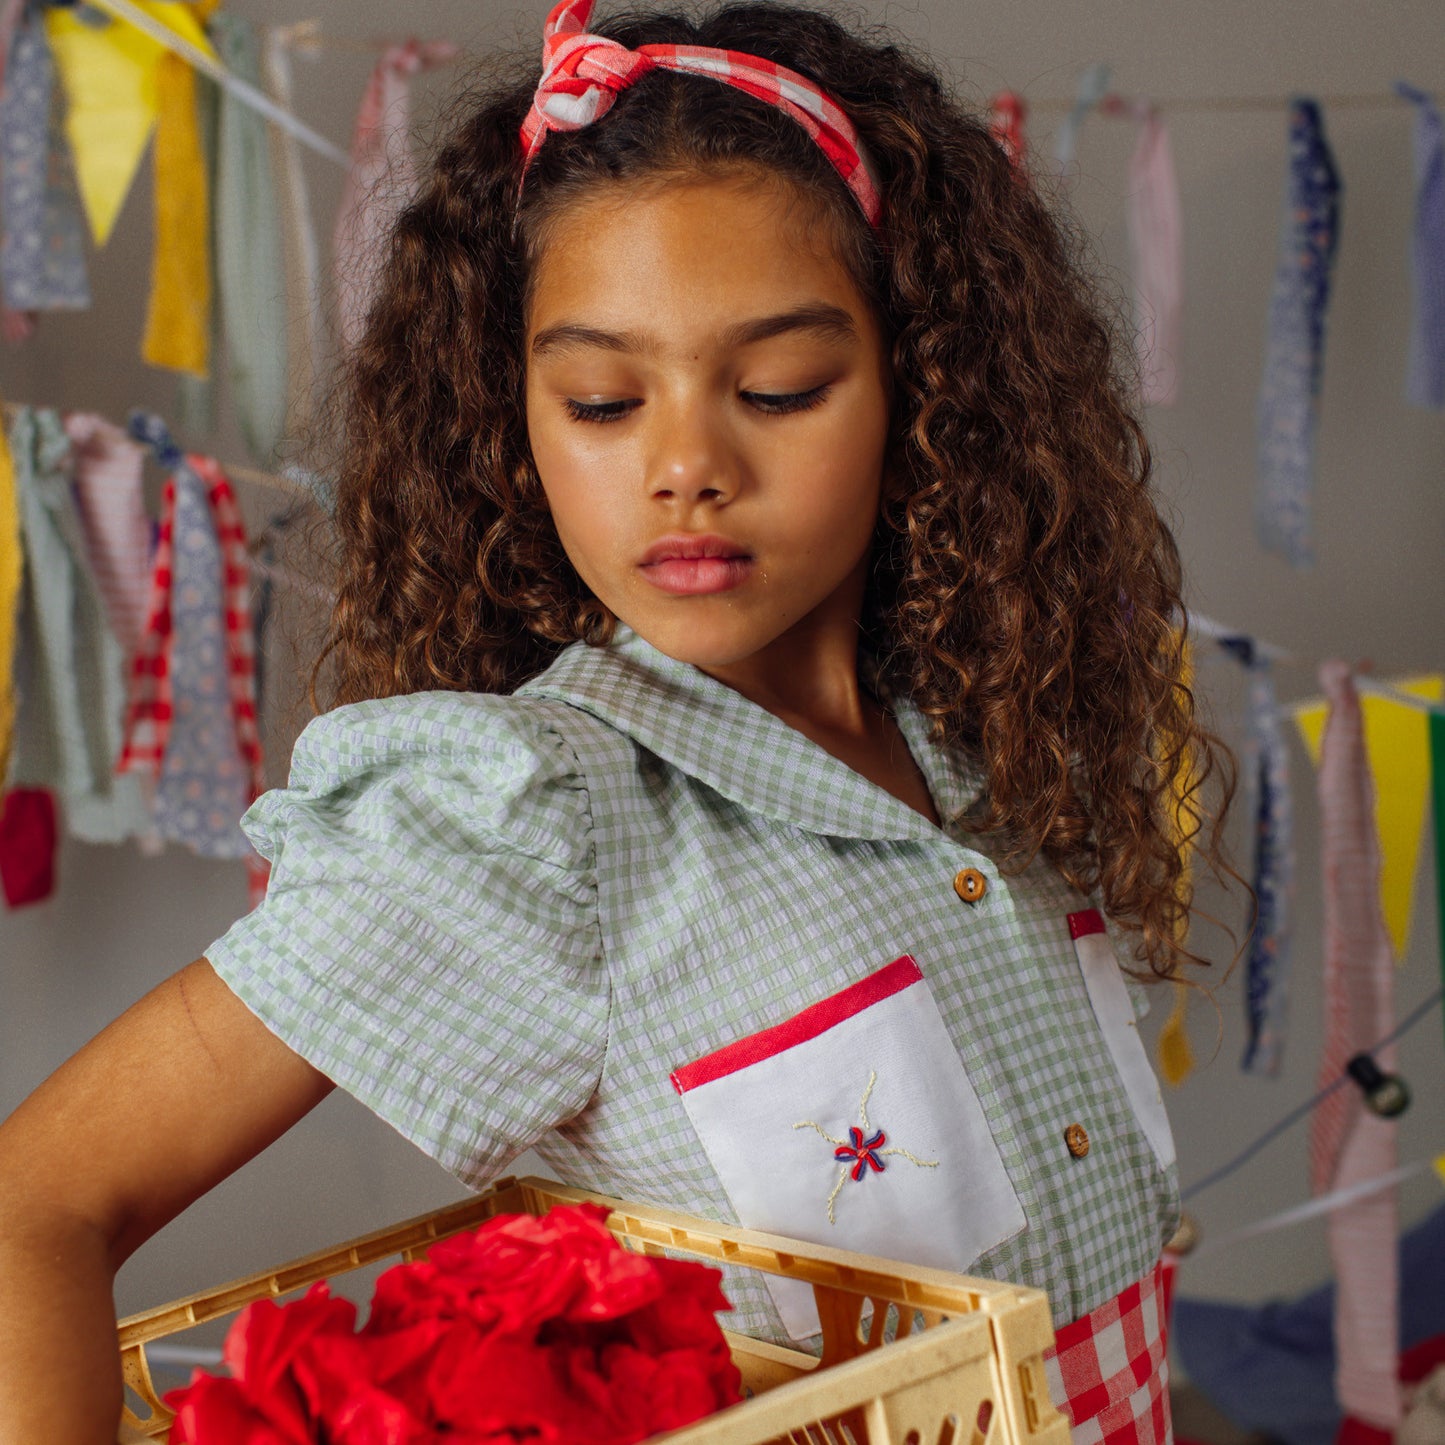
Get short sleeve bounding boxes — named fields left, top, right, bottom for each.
left=205, top=691, right=608, bottom=1189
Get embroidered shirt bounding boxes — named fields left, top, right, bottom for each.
left=206, top=626, right=1179, bottom=1338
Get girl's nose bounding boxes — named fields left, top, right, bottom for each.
left=644, top=404, right=739, bottom=505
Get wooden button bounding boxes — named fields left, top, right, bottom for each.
left=1064, top=1123, right=1090, bottom=1159
left=953, top=867, right=988, bottom=904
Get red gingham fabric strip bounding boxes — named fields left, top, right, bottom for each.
left=116, top=474, right=177, bottom=780
left=519, top=0, right=882, bottom=226
left=1044, top=1259, right=1172, bottom=1445
left=188, top=455, right=270, bottom=904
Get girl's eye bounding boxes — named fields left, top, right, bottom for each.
left=563, top=397, right=640, bottom=424
left=740, top=384, right=832, bottom=415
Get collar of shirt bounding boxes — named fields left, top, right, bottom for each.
left=519, top=626, right=986, bottom=843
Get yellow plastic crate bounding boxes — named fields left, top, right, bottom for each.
left=117, top=1177, right=1071, bottom=1445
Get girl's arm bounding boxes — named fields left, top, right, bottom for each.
left=0, top=959, right=333, bottom=1445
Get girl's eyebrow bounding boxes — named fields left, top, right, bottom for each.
left=529, top=302, right=859, bottom=359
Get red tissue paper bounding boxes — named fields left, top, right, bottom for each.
left=164, top=1202, right=743, bottom=1445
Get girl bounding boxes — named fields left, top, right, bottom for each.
left=0, top=2, right=1235, bottom=1441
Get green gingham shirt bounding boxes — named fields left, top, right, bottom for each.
left=207, top=626, right=1180, bottom=1337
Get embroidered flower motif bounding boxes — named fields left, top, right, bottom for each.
left=835, top=1126, right=888, bottom=1180
left=794, top=1071, right=939, bottom=1225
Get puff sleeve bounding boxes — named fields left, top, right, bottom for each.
left=204, top=691, right=608, bottom=1189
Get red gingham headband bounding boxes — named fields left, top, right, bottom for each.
left=519, top=0, right=883, bottom=227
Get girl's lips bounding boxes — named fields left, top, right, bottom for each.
left=638, top=535, right=753, bottom=595
left=640, top=556, right=754, bottom=595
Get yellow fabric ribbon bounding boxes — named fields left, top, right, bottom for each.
left=0, top=408, right=20, bottom=777
left=1157, top=638, right=1197, bottom=1086
left=141, top=49, right=210, bottom=376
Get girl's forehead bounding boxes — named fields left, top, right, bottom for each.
left=524, top=174, right=873, bottom=349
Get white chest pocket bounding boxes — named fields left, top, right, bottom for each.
left=670, top=956, right=1026, bottom=1340
left=1069, top=910, right=1176, bottom=1172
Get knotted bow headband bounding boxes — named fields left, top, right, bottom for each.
left=519, top=0, right=883, bottom=227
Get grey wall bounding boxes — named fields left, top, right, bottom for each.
left=2, top=0, right=1442, bottom=1350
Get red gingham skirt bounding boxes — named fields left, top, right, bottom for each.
left=1043, top=1260, right=1172, bottom=1445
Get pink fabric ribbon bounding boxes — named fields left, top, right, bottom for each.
left=520, top=0, right=882, bottom=227
left=331, top=38, right=459, bottom=351
left=1102, top=96, right=1182, bottom=408
left=63, top=413, right=151, bottom=658
left=1308, top=661, right=1401, bottom=1431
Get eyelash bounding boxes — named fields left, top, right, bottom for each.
left=562, top=384, right=832, bottom=425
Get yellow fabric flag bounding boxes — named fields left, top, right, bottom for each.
left=1156, top=638, right=1197, bottom=1085
left=1295, top=674, right=1445, bottom=960
left=141, top=51, right=211, bottom=377
left=0, top=409, right=19, bottom=778
left=45, top=3, right=215, bottom=248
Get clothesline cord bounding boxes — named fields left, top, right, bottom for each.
left=266, top=29, right=1422, bottom=115
left=1181, top=986, right=1445, bottom=1202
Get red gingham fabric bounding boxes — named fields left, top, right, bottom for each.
left=1044, top=1260, right=1172, bottom=1445
left=116, top=474, right=177, bottom=779
left=519, top=0, right=882, bottom=227
left=118, top=455, right=270, bottom=904
left=189, top=456, right=270, bottom=905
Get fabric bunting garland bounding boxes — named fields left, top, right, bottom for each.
left=1432, top=711, right=1445, bottom=1057
left=262, top=24, right=323, bottom=442
left=119, top=415, right=266, bottom=892
left=63, top=413, right=152, bottom=657
left=332, top=37, right=458, bottom=351
left=988, top=91, right=1027, bottom=173
left=1256, top=97, right=1341, bottom=569
left=1218, top=636, right=1295, bottom=1075
left=1394, top=81, right=1445, bottom=410
left=1116, top=97, right=1182, bottom=409
left=142, top=48, right=212, bottom=376
left=0, top=16, right=90, bottom=324
left=1053, top=62, right=1111, bottom=178
left=0, top=395, right=19, bottom=776
left=1307, top=662, right=1400, bottom=1432
left=212, top=13, right=287, bottom=462
left=1297, top=675, right=1445, bottom=963
left=6, top=407, right=148, bottom=844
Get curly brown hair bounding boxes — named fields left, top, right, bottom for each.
left=318, top=2, right=1238, bottom=981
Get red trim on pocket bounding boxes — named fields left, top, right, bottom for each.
left=670, top=955, right=923, bottom=1095
left=1068, top=908, right=1106, bottom=940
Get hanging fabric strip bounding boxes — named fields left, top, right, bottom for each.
left=1156, top=637, right=1197, bottom=1086
left=0, top=787, right=57, bottom=906
left=121, top=414, right=256, bottom=863
left=1123, top=100, right=1182, bottom=408
left=1431, top=711, right=1445, bottom=1058
left=0, top=17, right=90, bottom=316
left=1394, top=81, right=1445, bottom=410
left=6, top=407, right=148, bottom=842
left=63, top=413, right=152, bottom=657
left=1307, top=661, right=1401, bottom=1432
left=0, top=0, right=25, bottom=95
left=175, top=57, right=220, bottom=439
left=188, top=453, right=269, bottom=900
left=1218, top=636, right=1296, bottom=1075
left=210, top=13, right=287, bottom=464
left=0, top=401, right=19, bottom=777
left=988, top=90, right=1027, bottom=174
left=116, top=424, right=178, bottom=785
left=141, top=51, right=211, bottom=376
left=262, top=24, right=323, bottom=442
left=1053, top=62, right=1111, bottom=178
left=332, top=38, right=459, bottom=350
left=1255, top=98, right=1342, bottom=569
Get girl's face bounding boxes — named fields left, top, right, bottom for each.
left=524, top=173, right=891, bottom=678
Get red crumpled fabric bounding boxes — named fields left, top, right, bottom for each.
left=166, top=1203, right=741, bottom=1445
